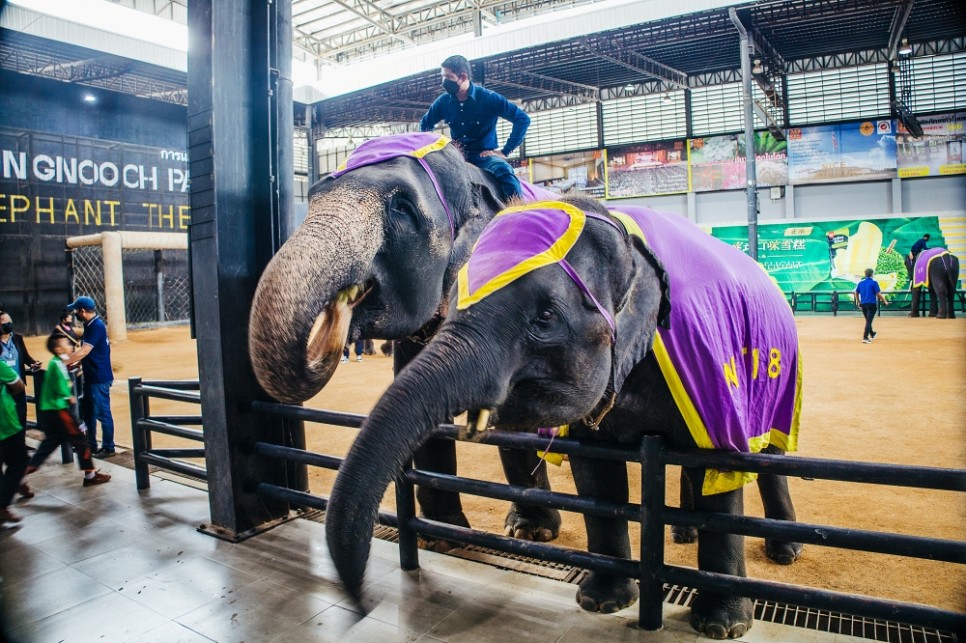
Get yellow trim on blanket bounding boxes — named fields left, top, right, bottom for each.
left=411, top=135, right=451, bottom=158
left=651, top=332, right=715, bottom=450
left=457, top=201, right=586, bottom=309
left=335, top=134, right=450, bottom=172
left=913, top=250, right=949, bottom=288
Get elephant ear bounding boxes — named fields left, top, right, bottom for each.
left=611, top=234, right=671, bottom=394
left=442, top=181, right=504, bottom=309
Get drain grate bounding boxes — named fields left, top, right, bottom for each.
left=296, top=512, right=958, bottom=643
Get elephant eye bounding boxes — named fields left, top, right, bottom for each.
left=387, top=195, right=420, bottom=232
left=536, top=308, right=554, bottom=323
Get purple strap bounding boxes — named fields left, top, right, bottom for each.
left=559, top=259, right=616, bottom=342
left=417, top=157, right=455, bottom=240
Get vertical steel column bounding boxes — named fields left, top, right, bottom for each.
left=639, top=435, right=667, bottom=631
left=396, top=460, right=420, bottom=571
left=128, top=377, right=152, bottom=489
left=154, top=250, right=165, bottom=323
left=188, top=0, right=301, bottom=539
left=729, top=8, right=759, bottom=261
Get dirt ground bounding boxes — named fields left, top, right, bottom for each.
left=21, top=315, right=966, bottom=612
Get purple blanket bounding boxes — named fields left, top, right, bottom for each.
left=609, top=206, right=801, bottom=494
left=459, top=201, right=802, bottom=495
left=912, top=247, right=950, bottom=288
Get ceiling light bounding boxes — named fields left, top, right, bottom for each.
left=624, top=84, right=635, bottom=91
left=83, top=93, right=96, bottom=103
left=751, top=59, right=764, bottom=74
left=898, top=38, right=912, bottom=56
left=661, top=93, right=672, bottom=104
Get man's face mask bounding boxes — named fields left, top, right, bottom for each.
left=1, top=322, right=13, bottom=334
left=442, top=78, right=461, bottom=96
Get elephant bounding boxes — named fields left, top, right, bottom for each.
left=325, top=196, right=804, bottom=639
left=250, top=132, right=563, bottom=542
left=906, top=248, right=960, bottom=318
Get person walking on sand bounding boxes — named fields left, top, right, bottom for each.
left=854, top=268, right=889, bottom=344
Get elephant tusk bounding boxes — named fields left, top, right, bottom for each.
left=475, top=409, right=491, bottom=433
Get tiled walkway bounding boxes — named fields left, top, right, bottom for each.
left=1, top=455, right=865, bottom=642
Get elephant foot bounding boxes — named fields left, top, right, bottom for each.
left=504, top=504, right=560, bottom=542
left=908, top=313, right=920, bottom=318
left=928, top=313, right=938, bottom=318
left=937, top=314, right=948, bottom=319
left=671, top=526, right=698, bottom=544
left=417, top=510, right=471, bottom=553
left=576, top=572, right=639, bottom=614
left=689, top=592, right=753, bottom=640
left=765, top=539, right=802, bottom=565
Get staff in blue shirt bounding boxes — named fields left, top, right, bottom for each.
left=854, top=269, right=889, bottom=344
left=64, top=296, right=116, bottom=457
left=420, top=55, right=530, bottom=202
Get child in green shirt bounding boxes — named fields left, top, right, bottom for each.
left=0, top=360, right=28, bottom=523
left=23, top=333, right=110, bottom=487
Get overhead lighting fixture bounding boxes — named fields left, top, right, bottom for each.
left=83, top=93, right=96, bottom=103
left=661, top=93, right=672, bottom=104
left=624, top=84, right=635, bottom=91
left=898, top=38, right=912, bottom=56
left=751, top=59, right=764, bottom=74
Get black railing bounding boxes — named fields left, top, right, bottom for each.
left=250, top=400, right=965, bottom=635
left=788, top=289, right=965, bottom=315
left=128, top=377, right=205, bottom=489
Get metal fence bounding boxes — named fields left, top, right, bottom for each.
left=125, top=381, right=965, bottom=637
left=70, top=247, right=190, bottom=326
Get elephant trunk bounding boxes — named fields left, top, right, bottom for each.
left=326, top=324, right=511, bottom=602
left=250, top=196, right=383, bottom=403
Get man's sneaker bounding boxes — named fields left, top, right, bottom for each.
left=17, top=484, right=35, bottom=499
left=871, top=332, right=877, bottom=340
left=340, top=356, right=349, bottom=364
left=356, top=356, right=363, bottom=362
left=0, top=507, right=21, bottom=523
left=83, top=471, right=112, bottom=487
left=862, top=338, right=872, bottom=344
left=94, top=449, right=117, bottom=458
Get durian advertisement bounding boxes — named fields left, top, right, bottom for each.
left=709, top=216, right=950, bottom=294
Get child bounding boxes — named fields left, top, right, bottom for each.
left=23, top=333, right=110, bottom=487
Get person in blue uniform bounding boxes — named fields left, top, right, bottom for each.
left=420, top=55, right=530, bottom=202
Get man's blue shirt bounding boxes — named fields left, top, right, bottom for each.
left=911, top=238, right=928, bottom=255
left=855, top=277, right=881, bottom=305
left=419, top=83, right=530, bottom=157
left=81, top=315, right=113, bottom=383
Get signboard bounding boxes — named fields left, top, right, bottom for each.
left=530, top=150, right=605, bottom=198
left=604, top=140, right=688, bottom=198
left=787, top=120, right=897, bottom=184
left=896, top=112, right=966, bottom=178
left=688, top=132, right=788, bottom=192
left=708, top=216, right=947, bottom=293
left=0, top=128, right=190, bottom=235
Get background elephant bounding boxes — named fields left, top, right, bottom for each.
left=249, top=132, right=561, bottom=542
left=326, top=196, right=804, bottom=639
left=906, top=249, right=960, bottom=318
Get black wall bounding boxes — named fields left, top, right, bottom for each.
left=0, top=70, right=188, bottom=335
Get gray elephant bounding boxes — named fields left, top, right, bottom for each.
left=325, top=196, right=804, bottom=639
left=250, top=132, right=563, bottom=541
left=906, top=248, right=960, bottom=318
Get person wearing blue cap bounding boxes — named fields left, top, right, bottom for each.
left=64, top=296, right=116, bottom=457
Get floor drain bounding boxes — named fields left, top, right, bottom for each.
left=296, top=513, right=959, bottom=643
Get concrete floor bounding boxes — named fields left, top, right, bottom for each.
left=0, top=454, right=867, bottom=642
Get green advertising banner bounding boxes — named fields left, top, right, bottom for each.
left=708, top=217, right=949, bottom=293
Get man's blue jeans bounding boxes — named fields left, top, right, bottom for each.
left=81, top=381, right=115, bottom=451
left=467, top=154, right=523, bottom=202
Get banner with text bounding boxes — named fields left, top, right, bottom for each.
left=787, top=120, right=897, bottom=185
left=0, top=128, right=190, bottom=235
left=688, top=132, right=788, bottom=192
left=896, top=112, right=966, bottom=178
left=604, top=140, right=688, bottom=198
left=530, top=150, right=605, bottom=198
left=708, top=216, right=948, bottom=293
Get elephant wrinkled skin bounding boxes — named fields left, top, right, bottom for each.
left=325, top=196, right=804, bottom=639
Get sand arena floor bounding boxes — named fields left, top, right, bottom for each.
left=21, top=315, right=966, bottom=612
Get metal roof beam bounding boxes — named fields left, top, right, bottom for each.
left=487, top=68, right=598, bottom=102
left=887, top=1, right=915, bottom=60
left=329, top=0, right=416, bottom=47
left=578, top=38, right=688, bottom=90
